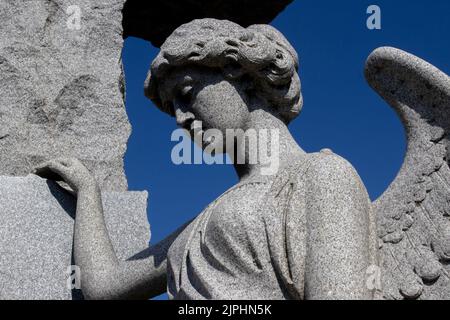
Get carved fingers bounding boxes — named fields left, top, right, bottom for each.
left=34, top=158, right=96, bottom=192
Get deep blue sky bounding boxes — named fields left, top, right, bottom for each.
left=122, top=0, right=449, bottom=298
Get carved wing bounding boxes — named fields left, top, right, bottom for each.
left=366, top=47, right=450, bottom=300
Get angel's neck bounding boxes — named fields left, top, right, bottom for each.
left=231, top=109, right=305, bottom=182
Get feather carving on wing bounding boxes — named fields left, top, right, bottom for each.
left=366, top=47, right=450, bottom=300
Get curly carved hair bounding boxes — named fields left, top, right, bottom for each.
left=145, top=18, right=302, bottom=124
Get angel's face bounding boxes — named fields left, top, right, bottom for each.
left=163, top=66, right=250, bottom=152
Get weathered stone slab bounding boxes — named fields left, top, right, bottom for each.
left=0, top=0, right=129, bottom=191
left=0, top=175, right=150, bottom=300
left=0, top=0, right=293, bottom=190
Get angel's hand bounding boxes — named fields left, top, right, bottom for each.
left=34, top=158, right=96, bottom=193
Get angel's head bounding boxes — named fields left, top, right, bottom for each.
left=145, top=18, right=302, bottom=149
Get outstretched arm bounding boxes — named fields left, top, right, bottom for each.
left=303, top=152, right=377, bottom=300
left=35, top=158, right=185, bottom=300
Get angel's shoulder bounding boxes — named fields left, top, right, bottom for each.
left=270, top=150, right=363, bottom=200
left=296, top=149, right=364, bottom=193
left=284, top=149, right=367, bottom=204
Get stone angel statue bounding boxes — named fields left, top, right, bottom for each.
left=34, top=19, right=450, bottom=300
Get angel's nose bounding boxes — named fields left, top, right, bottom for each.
left=175, top=107, right=195, bottom=129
